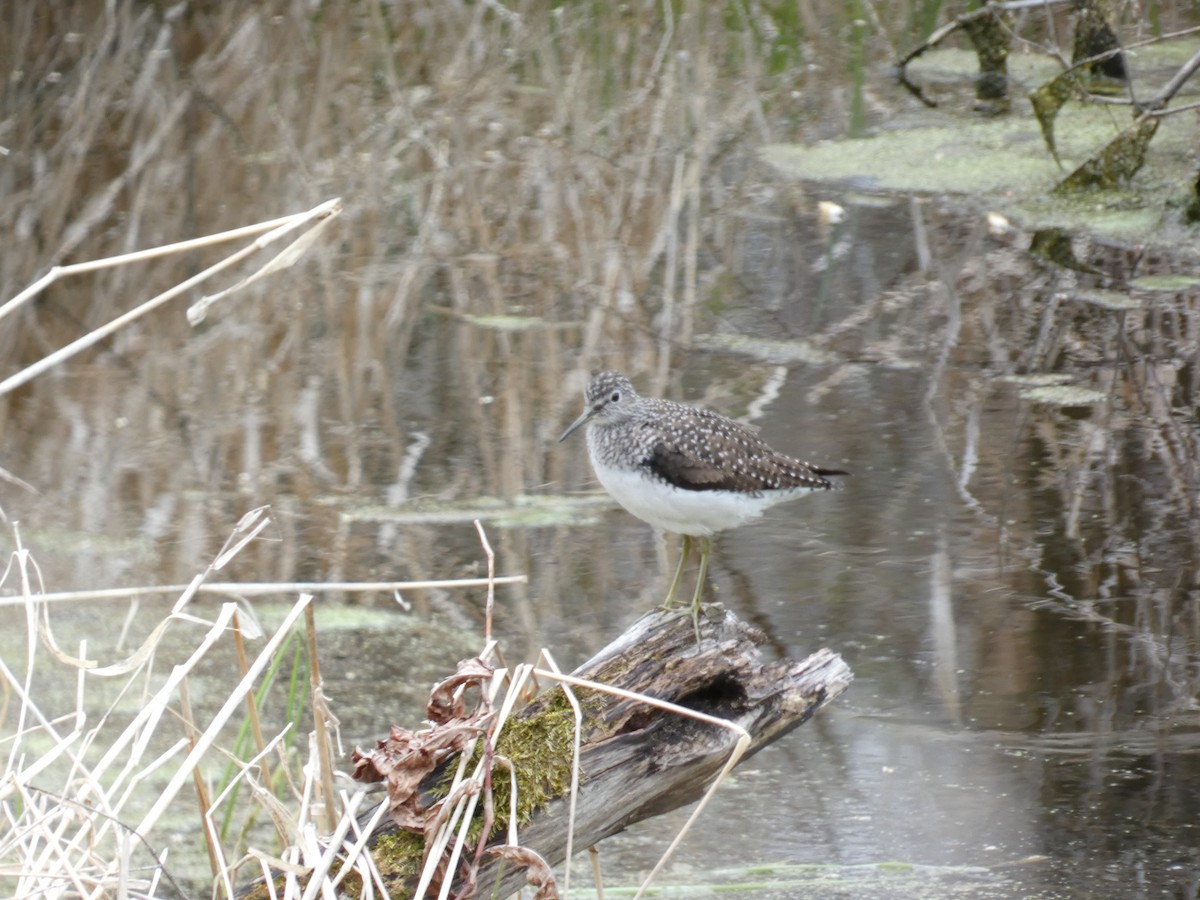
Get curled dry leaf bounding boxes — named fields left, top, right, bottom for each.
left=351, top=721, right=485, bottom=830
left=484, top=845, right=559, bottom=900
left=427, top=656, right=496, bottom=724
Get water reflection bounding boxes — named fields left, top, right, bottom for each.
left=3, top=3, right=1200, bottom=897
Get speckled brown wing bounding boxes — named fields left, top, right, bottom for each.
left=647, top=442, right=761, bottom=492
left=641, top=406, right=843, bottom=494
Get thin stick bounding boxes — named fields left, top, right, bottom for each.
left=304, top=601, right=339, bottom=832
left=0, top=210, right=308, bottom=323
left=206, top=726, right=294, bottom=894
left=178, top=676, right=221, bottom=881
left=133, top=596, right=312, bottom=836
left=474, top=519, right=496, bottom=641
left=0, top=576, right=528, bottom=607
left=232, top=608, right=273, bottom=801
left=1146, top=45, right=1200, bottom=110
left=0, top=198, right=341, bottom=396
left=298, top=790, right=365, bottom=900
left=331, top=790, right=393, bottom=893
left=537, top=650, right=583, bottom=897
left=588, top=845, right=605, bottom=900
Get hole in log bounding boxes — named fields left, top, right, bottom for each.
left=676, top=672, right=748, bottom=716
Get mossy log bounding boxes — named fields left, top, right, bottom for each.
left=351, top=605, right=852, bottom=898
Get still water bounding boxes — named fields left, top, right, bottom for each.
left=3, top=4, right=1200, bottom=898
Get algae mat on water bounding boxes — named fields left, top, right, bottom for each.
left=761, top=49, right=1199, bottom=249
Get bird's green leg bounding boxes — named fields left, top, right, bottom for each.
left=689, top=535, right=713, bottom=642
left=662, top=534, right=691, bottom=609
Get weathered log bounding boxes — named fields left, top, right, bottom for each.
left=348, top=604, right=852, bottom=898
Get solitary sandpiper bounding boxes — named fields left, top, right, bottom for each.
left=559, top=371, right=845, bottom=635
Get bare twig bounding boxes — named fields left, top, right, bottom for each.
left=474, top=519, right=497, bottom=642
left=304, top=601, right=340, bottom=832
left=1144, top=45, right=1200, bottom=110
left=0, top=199, right=342, bottom=396
left=0, top=576, right=528, bottom=607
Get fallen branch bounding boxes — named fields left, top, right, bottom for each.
left=335, top=605, right=852, bottom=899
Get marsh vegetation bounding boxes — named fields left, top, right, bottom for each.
left=3, top=1, right=1200, bottom=897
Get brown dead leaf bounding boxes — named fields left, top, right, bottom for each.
left=351, top=720, right=485, bottom=830
left=428, top=657, right=496, bottom=724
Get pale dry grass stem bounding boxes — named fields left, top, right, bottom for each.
left=0, top=199, right=342, bottom=397
left=0, top=577, right=528, bottom=609
left=0, top=511, right=540, bottom=898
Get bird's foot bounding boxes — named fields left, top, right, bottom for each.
left=689, top=601, right=702, bottom=645
left=650, top=601, right=704, bottom=643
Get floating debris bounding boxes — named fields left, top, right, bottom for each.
left=1071, top=289, right=1141, bottom=310
left=341, top=494, right=615, bottom=528
left=986, top=211, right=1014, bottom=235
left=1020, top=384, right=1107, bottom=406
left=1128, top=274, right=1200, bottom=292
left=999, top=373, right=1074, bottom=387
left=450, top=312, right=576, bottom=332
left=817, top=200, right=846, bottom=224
left=693, top=332, right=835, bottom=365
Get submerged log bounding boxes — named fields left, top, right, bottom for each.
left=357, top=606, right=851, bottom=897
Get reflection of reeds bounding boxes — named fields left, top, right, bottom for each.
left=911, top=219, right=1200, bottom=729
left=0, top=0, right=840, bottom=591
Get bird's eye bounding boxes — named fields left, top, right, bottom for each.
left=610, top=391, right=621, bottom=402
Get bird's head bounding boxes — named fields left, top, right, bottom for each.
left=558, top=371, right=638, bottom=441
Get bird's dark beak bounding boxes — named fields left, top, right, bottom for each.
left=558, top=408, right=593, bottom=443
